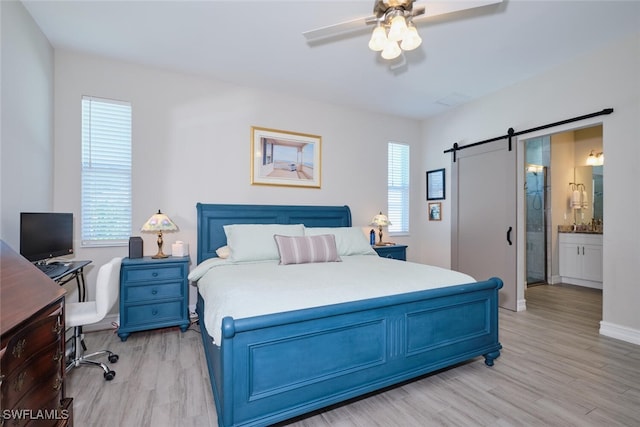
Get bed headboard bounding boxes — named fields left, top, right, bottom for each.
left=196, top=203, right=352, bottom=263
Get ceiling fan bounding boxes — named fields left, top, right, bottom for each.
left=303, top=0, right=504, bottom=62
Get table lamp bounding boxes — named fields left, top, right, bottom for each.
left=370, top=212, right=391, bottom=246
left=141, top=210, right=178, bottom=258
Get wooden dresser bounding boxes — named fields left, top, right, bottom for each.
left=1, top=241, right=73, bottom=426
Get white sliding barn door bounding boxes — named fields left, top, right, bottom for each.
left=451, top=139, right=517, bottom=311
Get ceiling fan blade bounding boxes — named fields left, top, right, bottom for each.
left=415, top=0, right=503, bottom=21
left=302, top=15, right=376, bottom=43
left=302, top=0, right=503, bottom=44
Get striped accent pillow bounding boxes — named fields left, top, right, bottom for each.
left=274, top=234, right=342, bottom=265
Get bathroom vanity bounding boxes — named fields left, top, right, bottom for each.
left=558, top=232, right=603, bottom=289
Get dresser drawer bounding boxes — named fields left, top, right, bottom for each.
left=7, top=371, right=63, bottom=427
left=2, top=340, right=62, bottom=410
left=123, top=282, right=183, bottom=303
left=1, top=305, right=63, bottom=377
left=123, top=301, right=183, bottom=326
left=122, top=265, right=184, bottom=284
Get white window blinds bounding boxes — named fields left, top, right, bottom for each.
left=388, top=142, right=410, bottom=235
left=81, top=96, right=132, bottom=246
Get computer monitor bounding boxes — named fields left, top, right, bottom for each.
left=20, top=212, right=74, bottom=262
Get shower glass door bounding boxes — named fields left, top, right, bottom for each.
left=526, top=165, right=547, bottom=285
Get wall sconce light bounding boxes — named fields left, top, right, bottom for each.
left=586, top=150, right=604, bottom=166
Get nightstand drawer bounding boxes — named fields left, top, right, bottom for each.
left=124, top=282, right=183, bottom=302
left=123, top=301, right=183, bottom=326
left=122, top=265, right=184, bottom=283
left=372, top=245, right=407, bottom=261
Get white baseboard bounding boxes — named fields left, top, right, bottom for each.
left=599, top=321, right=640, bottom=346
left=516, top=298, right=527, bottom=312
left=81, top=314, right=120, bottom=333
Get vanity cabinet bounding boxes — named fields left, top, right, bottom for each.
left=558, top=233, right=603, bottom=289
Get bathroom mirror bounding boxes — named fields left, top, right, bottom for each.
left=574, top=165, right=603, bottom=221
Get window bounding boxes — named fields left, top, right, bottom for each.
left=388, top=142, right=410, bottom=235
left=81, top=96, right=132, bottom=246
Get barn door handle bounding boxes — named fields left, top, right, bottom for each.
left=506, top=226, right=513, bottom=246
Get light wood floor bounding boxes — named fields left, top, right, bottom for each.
left=66, top=285, right=640, bottom=426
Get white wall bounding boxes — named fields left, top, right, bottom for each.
left=53, top=50, right=422, bottom=310
left=0, top=0, right=54, bottom=246
left=419, top=33, right=640, bottom=344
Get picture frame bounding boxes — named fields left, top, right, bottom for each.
left=428, top=202, right=442, bottom=221
left=426, top=168, right=446, bottom=200
left=251, top=126, right=321, bottom=188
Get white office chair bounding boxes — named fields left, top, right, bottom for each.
left=66, top=257, right=122, bottom=380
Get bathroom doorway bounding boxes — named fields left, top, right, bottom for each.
left=525, top=136, right=551, bottom=286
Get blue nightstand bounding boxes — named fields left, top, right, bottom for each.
left=118, top=256, right=190, bottom=341
left=373, top=244, right=407, bottom=261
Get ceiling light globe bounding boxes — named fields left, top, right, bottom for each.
left=368, top=26, right=387, bottom=52
left=387, top=15, right=408, bottom=42
left=400, top=25, right=422, bottom=51
left=381, top=40, right=402, bottom=60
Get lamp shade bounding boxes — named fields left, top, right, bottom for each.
left=368, top=25, right=387, bottom=51
left=381, top=40, right=402, bottom=60
left=370, top=212, right=391, bottom=227
left=400, top=25, right=422, bottom=51
left=387, top=15, right=408, bottom=42
left=141, top=210, right=178, bottom=232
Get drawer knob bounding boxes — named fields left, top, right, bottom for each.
left=13, top=371, right=26, bottom=393
left=53, top=376, right=63, bottom=391
left=151, top=289, right=158, bottom=295
left=12, top=338, right=26, bottom=359
left=53, top=348, right=63, bottom=362
left=152, top=309, right=158, bottom=316
left=52, top=316, right=63, bottom=335
left=152, top=272, right=159, bottom=277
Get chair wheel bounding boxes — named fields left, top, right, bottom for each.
left=109, top=354, right=119, bottom=363
left=104, top=370, right=116, bottom=381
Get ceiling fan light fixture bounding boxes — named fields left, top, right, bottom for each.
left=387, top=14, right=408, bottom=42
left=400, top=24, right=422, bottom=51
left=381, top=40, right=402, bottom=60
left=368, top=24, right=387, bottom=51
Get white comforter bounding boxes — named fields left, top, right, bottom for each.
left=189, top=255, right=475, bottom=344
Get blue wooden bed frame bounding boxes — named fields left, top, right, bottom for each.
left=195, top=203, right=502, bottom=427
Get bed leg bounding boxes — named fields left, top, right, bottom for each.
left=483, top=350, right=501, bottom=366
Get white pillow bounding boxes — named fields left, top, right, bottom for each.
left=215, top=245, right=230, bottom=259
left=223, top=224, right=305, bottom=262
left=304, top=227, right=377, bottom=256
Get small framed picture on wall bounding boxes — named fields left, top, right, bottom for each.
left=426, top=168, right=445, bottom=200
left=428, top=202, right=442, bottom=221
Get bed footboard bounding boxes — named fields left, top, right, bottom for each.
left=197, top=277, right=503, bottom=427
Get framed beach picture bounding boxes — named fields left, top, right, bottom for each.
left=251, top=126, right=322, bottom=188
left=426, top=168, right=445, bottom=200
left=428, top=202, right=442, bottom=221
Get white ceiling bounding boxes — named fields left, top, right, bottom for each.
left=22, top=0, right=640, bottom=120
